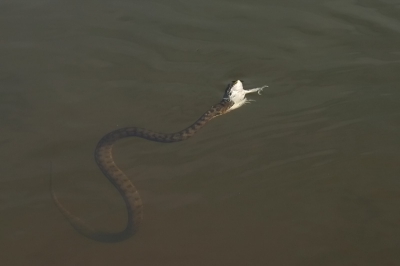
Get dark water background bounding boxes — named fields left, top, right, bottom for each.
left=1, top=0, right=400, bottom=265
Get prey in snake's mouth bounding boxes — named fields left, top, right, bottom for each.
left=51, top=80, right=267, bottom=242
left=224, top=80, right=266, bottom=111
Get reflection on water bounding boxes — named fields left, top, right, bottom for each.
left=1, top=0, right=400, bottom=265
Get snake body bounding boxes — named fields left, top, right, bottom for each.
left=51, top=80, right=265, bottom=242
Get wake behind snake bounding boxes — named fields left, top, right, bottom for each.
left=51, top=80, right=266, bottom=242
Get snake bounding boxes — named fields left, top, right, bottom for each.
left=51, top=80, right=266, bottom=242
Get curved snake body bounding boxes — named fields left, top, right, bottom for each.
left=51, top=80, right=265, bottom=242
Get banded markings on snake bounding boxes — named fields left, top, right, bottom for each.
left=51, top=80, right=266, bottom=242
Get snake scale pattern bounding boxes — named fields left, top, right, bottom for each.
left=51, top=80, right=266, bottom=242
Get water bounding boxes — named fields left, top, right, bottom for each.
left=1, top=0, right=400, bottom=265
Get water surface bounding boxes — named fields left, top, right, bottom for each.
left=1, top=0, right=400, bottom=265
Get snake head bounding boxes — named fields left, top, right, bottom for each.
left=223, top=80, right=243, bottom=99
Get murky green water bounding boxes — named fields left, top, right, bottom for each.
left=1, top=0, right=400, bottom=265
